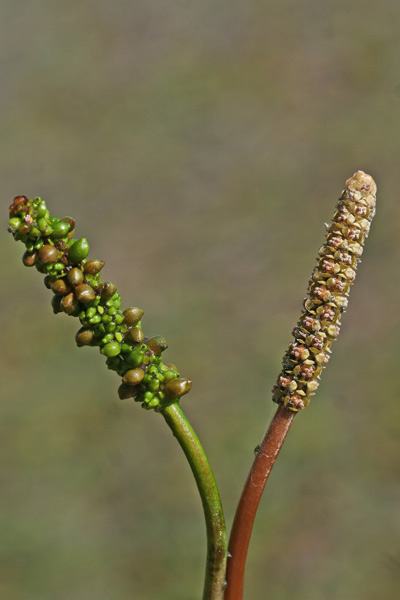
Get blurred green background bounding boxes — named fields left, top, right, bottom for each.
left=1, top=1, right=400, bottom=598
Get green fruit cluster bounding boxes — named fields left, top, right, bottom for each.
left=8, top=195, right=192, bottom=410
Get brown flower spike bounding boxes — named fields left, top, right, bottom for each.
left=272, top=170, right=376, bottom=411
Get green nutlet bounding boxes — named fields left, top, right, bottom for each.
left=68, top=238, right=89, bottom=264
left=101, top=341, right=121, bottom=358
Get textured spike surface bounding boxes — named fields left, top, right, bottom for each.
left=8, top=196, right=191, bottom=410
left=272, top=171, right=377, bottom=411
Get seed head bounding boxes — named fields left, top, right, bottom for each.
left=272, top=171, right=376, bottom=412
left=8, top=195, right=191, bottom=411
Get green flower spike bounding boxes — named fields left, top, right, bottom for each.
left=272, top=170, right=377, bottom=411
left=7, top=195, right=192, bottom=411
left=8, top=194, right=227, bottom=599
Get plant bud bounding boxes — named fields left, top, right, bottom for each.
left=118, top=383, right=139, bottom=400
left=61, top=216, right=75, bottom=229
left=22, top=250, right=38, bottom=267
left=51, top=295, right=63, bottom=314
left=75, top=327, right=94, bottom=347
left=10, top=196, right=28, bottom=212
left=123, top=367, right=145, bottom=386
left=74, top=284, right=96, bottom=303
left=8, top=218, right=21, bottom=233
left=61, top=216, right=75, bottom=239
left=123, top=307, right=144, bottom=326
left=83, top=259, right=105, bottom=275
left=51, top=278, right=71, bottom=296
left=101, top=341, right=121, bottom=357
left=67, top=267, right=84, bottom=287
left=44, top=275, right=53, bottom=289
left=52, top=221, right=70, bottom=239
left=126, top=347, right=146, bottom=367
left=164, top=377, right=192, bottom=399
left=125, top=326, right=145, bottom=344
left=19, top=223, right=31, bottom=235
left=146, top=336, right=168, bottom=355
left=61, top=292, right=79, bottom=315
left=38, top=244, right=59, bottom=264
left=68, top=237, right=89, bottom=264
left=101, top=282, right=117, bottom=300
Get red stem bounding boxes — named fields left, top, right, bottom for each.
left=224, top=405, right=296, bottom=600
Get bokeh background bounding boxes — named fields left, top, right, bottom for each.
left=1, top=1, right=400, bottom=598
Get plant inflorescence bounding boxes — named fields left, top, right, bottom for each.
left=8, top=195, right=192, bottom=411
left=7, top=171, right=377, bottom=600
left=272, top=171, right=376, bottom=411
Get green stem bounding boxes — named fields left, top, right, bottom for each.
left=160, top=401, right=227, bottom=600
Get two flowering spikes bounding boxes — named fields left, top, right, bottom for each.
left=8, top=196, right=192, bottom=410
left=272, top=171, right=376, bottom=412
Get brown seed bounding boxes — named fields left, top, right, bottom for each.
left=44, top=275, right=53, bottom=289
left=18, top=223, right=30, bottom=235
left=123, top=307, right=144, bottom=326
left=75, top=328, right=94, bottom=347
left=10, top=195, right=28, bottom=212
left=61, top=292, right=79, bottom=314
left=122, top=367, right=145, bottom=386
left=118, top=383, right=139, bottom=400
left=51, top=295, right=63, bottom=314
left=67, top=267, right=84, bottom=287
left=146, top=336, right=168, bottom=355
left=83, top=259, right=105, bottom=275
left=74, top=284, right=96, bottom=303
left=38, top=244, right=59, bottom=264
left=125, top=326, right=145, bottom=344
left=51, top=278, right=71, bottom=296
left=164, top=377, right=192, bottom=399
left=101, top=282, right=117, bottom=300
left=22, top=250, right=38, bottom=267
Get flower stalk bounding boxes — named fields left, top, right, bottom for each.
left=161, top=402, right=227, bottom=600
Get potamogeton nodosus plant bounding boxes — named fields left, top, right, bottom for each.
left=7, top=170, right=377, bottom=600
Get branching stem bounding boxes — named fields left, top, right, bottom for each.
left=160, top=402, right=227, bottom=600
